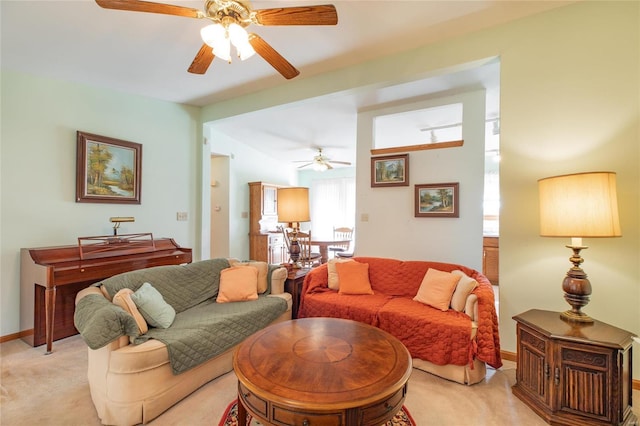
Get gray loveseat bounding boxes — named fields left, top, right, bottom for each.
left=74, top=258, right=291, bottom=425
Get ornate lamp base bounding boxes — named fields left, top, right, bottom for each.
left=289, top=239, right=302, bottom=269
left=559, top=245, right=594, bottom=324
left=560, top=308, right=593, bottom=323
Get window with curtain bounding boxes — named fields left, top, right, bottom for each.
left=309, top=177, right=356, bottom=240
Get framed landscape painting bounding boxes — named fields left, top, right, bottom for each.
left=76, top=131, right=142, bottom=204
left=371, top=154, right=409, bottom=187
left=414, top=182, right=459, bottom=217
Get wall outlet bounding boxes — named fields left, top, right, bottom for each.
left=241, top=211, right=248, bottom=219
left=176, top=212, right=188, bottom=221
left=361, top=213, right=369, bottom=222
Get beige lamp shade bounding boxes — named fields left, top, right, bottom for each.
left=538, top=172, right=621, bottom=238
left=277, top=187, right=310, bottom=223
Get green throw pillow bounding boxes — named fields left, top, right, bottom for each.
left=130, top=282, right=176, bottom=329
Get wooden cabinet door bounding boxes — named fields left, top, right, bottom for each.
left=554, top=342, right=614, bottom=423
left=268, top=234, right=286, bottom=265
left=262, top=185, right=278, bottom=216
left=515, top=324, right=551, bottom=408
left=482, top=237, right=499, bottom=285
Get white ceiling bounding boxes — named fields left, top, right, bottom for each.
left=209, top=59, right=502, bottom=166
left=1, top=0, right=573, bottom=166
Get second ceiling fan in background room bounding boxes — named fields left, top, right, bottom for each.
left=95, top=0, right=338, bottom=78
left=296, top=148, right=351, bottom=171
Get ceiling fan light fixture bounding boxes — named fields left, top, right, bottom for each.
left=214, top=41, right=232, bottom=62
left=201, top=23, right=223, bottom=47
left=96, top=0, right=337, bottom=77
left=201, top=22, right=254, bottom=62
left=312, top=161, right=329, bottom=172
left=237, top=43, right=255, bottom=60
left=201, top=23, right=231, bottom=61
left=228, top=23, right=255, bottom=60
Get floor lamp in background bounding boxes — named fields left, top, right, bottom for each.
left=277, top=187, right=310, bottom=268
left=538, top=171, right=621, bottom=323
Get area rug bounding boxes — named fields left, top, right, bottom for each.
left=218, top=399, right=416, bottom=426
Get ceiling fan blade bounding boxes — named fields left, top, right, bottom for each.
left=95, top=0, right=202, bottom=18
left=188, top=44, right=215, bottom=74
left=248, top=34, right=300, bottom=79
left=297, top=163, right=313, bottom=169
left=326, top=163, right=334, bottom=170
left=330, top=161, right=352, bottom=166
left=254, top=5, right=338, bottom=26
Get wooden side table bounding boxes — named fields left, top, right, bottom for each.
left=284, top=267, right=310, bottom=319
left=513, top=309, right=637, bottom=425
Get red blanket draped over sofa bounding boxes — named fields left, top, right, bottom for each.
left=298, top=257, right=502, bottom=370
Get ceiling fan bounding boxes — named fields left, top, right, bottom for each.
left=295, top=148, right=351, bottom=171
left=94, top=0, right=338, bottom=79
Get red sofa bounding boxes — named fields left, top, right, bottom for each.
left=298, top=257, right=502, bottom=385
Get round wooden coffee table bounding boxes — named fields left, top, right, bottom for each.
left=233, top=317, right=412, bottom=426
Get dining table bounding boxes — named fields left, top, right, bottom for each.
left=310, top=239, right=350, bottom=264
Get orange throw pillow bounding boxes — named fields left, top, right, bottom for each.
left=336, top=261, right=374, bottom=295
left=413, top=268, right=461, bottom=311
left=327, top=258, right=354, bottom=290
left=228, top=259, right=269, bottom=294
left=216, top=266, right=259, bottom=303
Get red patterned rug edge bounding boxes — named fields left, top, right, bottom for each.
left=218, top=399, right=416, bottom=426
left=217, top=399, right=239, bottom=426
left=402, top=405, right=416, bottom=426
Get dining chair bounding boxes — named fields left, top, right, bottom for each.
left=335, top=238, right=355, bottom=258
left=292, top=230, right=321, bottom=268
left=329, top=226, right=353, bottom=257
left=278, top=225, right=291, bottom=255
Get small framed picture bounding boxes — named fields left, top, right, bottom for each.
left=76, top=131, right=142, bottom=204
left=415, top=183, right=459, bottom=217
left=371, top=154, right=409, bottom=187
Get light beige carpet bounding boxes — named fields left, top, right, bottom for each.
left=1, top=335, right=638, bottom=425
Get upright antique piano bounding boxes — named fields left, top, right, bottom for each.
left=20, top=234, right=192, bottom=353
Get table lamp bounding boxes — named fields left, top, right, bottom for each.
left=277, top=187, right=310, bottom=267
left=538, top=171, right=621, bottom=323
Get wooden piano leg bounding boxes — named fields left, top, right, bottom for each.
left=44, top=285, right=56, bottom=354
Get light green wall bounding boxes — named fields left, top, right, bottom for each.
left=202, top=1, right=640, bottom=376
left=0, top=71, right=201, bottom=336
left=498, top=0, right=639, bottom=367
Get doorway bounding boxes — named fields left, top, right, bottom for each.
left=210, top=155, right=230, bottom=258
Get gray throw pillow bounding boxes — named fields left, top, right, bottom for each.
left=130, top=282, right=176, bottom=329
